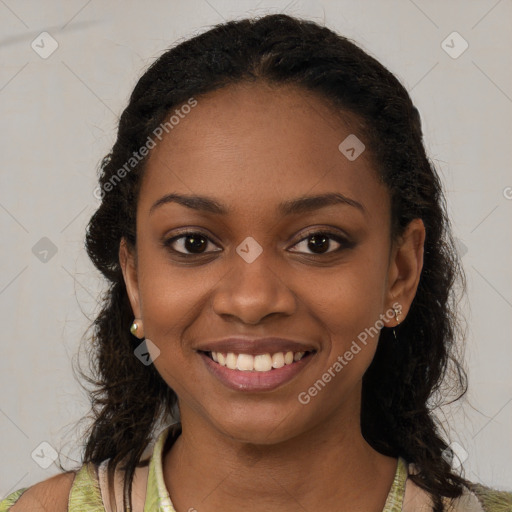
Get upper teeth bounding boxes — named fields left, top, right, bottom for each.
left=211, top=351, right=306, bottom=371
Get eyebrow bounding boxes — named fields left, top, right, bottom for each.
left=149, top=192, right=365, bottom=216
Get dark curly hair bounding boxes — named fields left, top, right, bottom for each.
left=78, top=13, right=469, bottom=511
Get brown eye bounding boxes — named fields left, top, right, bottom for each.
left=289, top=231, right=350, bottom=255
left=164, top=231, right=221, bottom=255
left=306, top=233, right=332, bottom=253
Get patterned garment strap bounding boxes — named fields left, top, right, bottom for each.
left=68, top=462, right=106, bottom=511
left=144, top=425, right=178, bottom=512
left=0, top=487, right=29, bottom=511
left=382, top=457, right=409, bottom=512
left=470, top=483, right=512, bottom=512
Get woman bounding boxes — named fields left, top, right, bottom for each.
left=2, top=13, right=511, bottom=512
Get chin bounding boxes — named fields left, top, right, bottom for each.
left=207, top=405, right=310, bottom=446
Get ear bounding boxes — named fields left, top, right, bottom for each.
left=384, top=218, right=425, bottom=326
left=119, top=237, right=141, bottom=318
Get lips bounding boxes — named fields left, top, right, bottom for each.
left=195, top=337, right=317, bottom=355
left=195, top=337, right=318, bottom=392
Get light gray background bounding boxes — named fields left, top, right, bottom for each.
left=1, top=0, right=511, bottom=499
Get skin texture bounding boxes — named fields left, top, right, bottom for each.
left=10, top=471, right=76, bottom=511
left=120, top=81, right=425, bottom=512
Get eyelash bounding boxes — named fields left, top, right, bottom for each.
left=162, top=229, right=352, bottom=257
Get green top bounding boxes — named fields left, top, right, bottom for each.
left=1, top=423, right=511, bottom=511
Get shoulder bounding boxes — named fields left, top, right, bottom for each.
left=8, top=471, right=76, bottom=512
left=441, top=482, right=512, bottom=512
left=467, top=482, right=512, bottom=512
left=404, top=463, right=512, bottom=512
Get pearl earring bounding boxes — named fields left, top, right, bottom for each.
left=130, top=319, right=144, bottom=338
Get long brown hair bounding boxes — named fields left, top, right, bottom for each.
left=77, top=14, right=468, bottom=511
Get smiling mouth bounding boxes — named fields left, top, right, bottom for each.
left=200, top=350, right=316, bottom=372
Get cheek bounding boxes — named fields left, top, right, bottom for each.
left=303, top=243, right=390, bottom=373
left=136, top=230, right=214, bottom=328
left=311, top=252, right=388, bottom=333
left=134, top=243, right=225, bottom=387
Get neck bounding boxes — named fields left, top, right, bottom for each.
left=162, top=397, right=397, bottom=512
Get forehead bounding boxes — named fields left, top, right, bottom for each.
left=138, top=82, right=388, bottom=220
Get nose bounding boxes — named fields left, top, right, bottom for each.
left=211, top=251, right=297, bottom=325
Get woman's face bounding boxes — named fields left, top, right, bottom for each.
left=121, top=82, right=424, bottom=444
